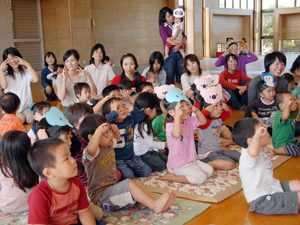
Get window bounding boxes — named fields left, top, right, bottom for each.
left=262, top=0, right=276, bottom=10
left=282, top=40, right=300, bottom=52
left=248, top=0, right=254, bottom=10
left=226, top=0, right=233, bottom=8
left=219, top=0, right=254, bottom=9
left=262, top=13, right=274, bottom=36
left=297, top=0, right=300, bottom=6
left=262, top=39, right=274, bottom=53
left=233, top=0, right=240, bottom=9
left=278, top=0, right=295, bottom=8
left=241, top=1, right=247, bottom=9
left=219, top=0, right=225, bottom=8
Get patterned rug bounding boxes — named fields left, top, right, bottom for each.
left=0, top=198, right=210, bottom=225
left=139, top=146, right=291, bottom=203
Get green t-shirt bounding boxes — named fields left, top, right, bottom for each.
left=152, top=114, right=167, bottom=142
left=272, top=110, right=298, bottom=148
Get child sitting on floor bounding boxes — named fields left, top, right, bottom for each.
left=197, top=97, right=240, bottom=170
left=0, top=130, right=39, bottom=213
left=101, top=97, right=151, bottom=180
left=282, top=73, right=300, bottom=100
left=28, top=138, right=106, bottom=225
left=74, top=82, right=93, bottom=106
left=79, top=114, right=175, bottom=213
left=161, top=87, right=213, bottom=184
left=136, top=82, right=155, bottom=94
left=134, top=92, right=168, bottom=172
left=271, top=92, right=300, bottom=157
left=232, top=118, right=300, bottom=215
left=0, top=92, right=25, bottom=136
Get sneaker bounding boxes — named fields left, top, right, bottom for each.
left=238, top=104, right=247, bottom=111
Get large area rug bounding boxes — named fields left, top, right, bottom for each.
left=0, top=198, right=210, bottom=225
left=139, top=146, right=291, bottom=203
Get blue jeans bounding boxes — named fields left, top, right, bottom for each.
left=116, top=155, right=151, bottom=180
left=44, top=87, right=58, bottom=101
left=223, top=79, right=249, bottom=108
left=164, top=50, right=185, bottom=84
left=140, top=151, right=168, bottom=172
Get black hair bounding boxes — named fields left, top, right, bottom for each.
left=44, top=52, right=57, bottom=67
left=242, top=38, right=247, bottom=43
left=31, top=101, right=51, bottom=124
left=134, top=92, right=159, bottom=139
left=89, top=43, right=106, bottom=65
left=36, top=118, right=72, bottom=139
left=3, top=47, right=25, bottom=79
left=102, top=85, right=120, bottom=98
left=281, top=73, right=294, bottom=84
left=257, top=80, right=269, bottom=93
left=136, top=82, right=154, bottom=94
left=0, top=92, right=20, bottom=114
left=79, top=114, right=110, bottom=142
left=63, top=49, right=80, bottom=62
left=291, top=55, right=300, bottom=74
left=148, top=51, right=164, bottom=73
left=120, top=53, right=142, bottom=87
left=28, top=138, right=64, bottom=179
left=191, top=83, right=202, bottom=103
left=158, top=7, right=173, bottom=26
left=225, top=53, right=239, bottom=68
left=228, top=42, right=238, bottom=49
left=183, top=54, right=202, bottom=76
left=264, top=51, right=286, bottom=73
left=104, top=56, right=110, bottom=62
left=65, top=102, right=94, bottom=128
left=53, top=64, right=64, bottom=79
left=0, top=130, right=39, bottom=192
left=101, top=97, right=122, bottom=117
left=118, top=78, right=132, bottom=90
left=74, top=82, right=91, bottom=98
left=162, top=98, right=176, bottom=122
left=232, top=118, right=260, bottom=148
left=226, top=37, right=230, bottom=42
left=274, top=91, right=292, bottom=107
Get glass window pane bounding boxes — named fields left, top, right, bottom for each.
left=219, top=0, right=225, bottom=8
left=282, top=40, right=300, bottom=53
left=241, top=0, right=247, bottom=9
left=234, top=0, right=240, bottom=9
left=262, top=12, right=274, bottom=36
left=297, top=0, right=300, bottom=6
left=262, top=39, right=274, bottom=53
left=248, top=0, right=254, bottom=9
left=226, top=0, right=233, bottom=8
left=278, top=0, right=295, bottom=8
left=262, top=0, right=276, bottom=10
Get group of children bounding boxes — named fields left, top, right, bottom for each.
left=2, top=47, right=300, bottom=224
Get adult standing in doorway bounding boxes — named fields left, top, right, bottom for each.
left=159, top=7, right=186, bottom=88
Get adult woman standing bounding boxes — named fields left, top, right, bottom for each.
left=247, top=51, right=288, bottom=105
left=181, top=54, right=205, bottom=100
left=215, top=42, right=257, bottom=75
left=0, top=47, right=39, bottom=124
left=159, top=7, right=186, bottom=88
left=84, top=43, right=115, bottom=99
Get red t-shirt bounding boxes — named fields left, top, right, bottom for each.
left=28, top=177, right=89, bottom=225
left=219, top=69, right=252, bottom=90
left=111, top=74, right=146, bottom=87
left=0, top=114, right=25, bottom=136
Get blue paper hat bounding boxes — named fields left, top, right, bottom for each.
left=45, top=107, right=73, bottom=128
left=165, top=87, right=190, bottom=111
left=263, top=72, right=276, bottom=87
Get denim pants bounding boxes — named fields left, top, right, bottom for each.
left=116, top=155, right=152, bottom=180
left=44, top=87, right=58, bottom=101
left=140, top=151, right=168, bottom=172
left=164, top=50, right=185, bottom=84
left=223, top=79, right=249, bottom=108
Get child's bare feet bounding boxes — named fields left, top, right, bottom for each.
left=153, top=190, right=175, bottom=213
left=164, top=55, right=169, bottom=61
left=161, top=173, right=176, bottom=182
left=268, top=149, right=276, bottom=157
left=162, top=190, right=176, bottom=212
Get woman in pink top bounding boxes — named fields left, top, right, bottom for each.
left=219, top=53, right=252, bottom=111
left=160, top=87, right=213, bottom=185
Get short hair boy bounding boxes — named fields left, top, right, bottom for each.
left=232, top=118, right=300, bottom=215
left=0, top=92, right=25, bottom=135
left=146, top=71, right=159, bottom=87
left=74, top=82, right=93, bottom=106
left=101, top=97, right=151, bottom=179
left=282, top=73, right=300, bottom=100
left=244, top=80, right=277, bottom=127
left=27, top=138, right=97, bottom=224
left=79, top=114, right=175, bottom=213
left=271, top=92, right=300, bottom=156
left=136, top=81, right=154, bottom=94
left=102, top=85, right=121, bottom=98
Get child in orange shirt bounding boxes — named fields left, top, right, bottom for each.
left=0, top=92, right=25, bottom=136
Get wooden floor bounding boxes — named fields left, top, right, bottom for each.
left=11, top=83, right=300, bottom=224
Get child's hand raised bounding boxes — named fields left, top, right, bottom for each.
left=222, top=102, right=229, bottom=111
left=111, top=124, right=118, bottom=133
left=191, top=105, right=199, bottom=113
left=125, top=102, right=133, bottom=113
left=255, top=124, right=268, bottom=138
left=98, top=123, right=109, bottom=134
